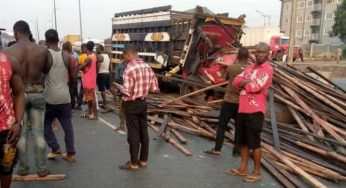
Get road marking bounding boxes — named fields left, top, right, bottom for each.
left=98, top=117, right=126, bottom=135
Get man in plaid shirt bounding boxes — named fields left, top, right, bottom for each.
left=118, top=46, right=159, bottom=170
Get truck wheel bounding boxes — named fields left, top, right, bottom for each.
left=180, top=75, right=208, bottom=104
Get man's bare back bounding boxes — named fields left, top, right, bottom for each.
left=5, top=41, right=52, bottom=85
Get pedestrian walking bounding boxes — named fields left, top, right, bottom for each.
left=44, top=29, right=76, bottom=163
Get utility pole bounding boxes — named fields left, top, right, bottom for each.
left=78, top=0, right=83, bottom=44
left=36, top=17, right=40, bottom=42
left=288, top=0, right=297, bottom=63
left=53, top=0, right=57, bottom=30
left=256, top=10, right=267, bottom=26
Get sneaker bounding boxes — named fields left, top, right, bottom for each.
left=37, top=169, right=50, bottom=177
left=47, top=151, right=62, bottom=159
left=62, top=153, right=76, bottom=163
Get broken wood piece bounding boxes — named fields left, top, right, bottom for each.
left=171, top=129, right=188, bottom=144
left=149, top=124, right=192, bottom=156
left=262, top=142, right=327, bottom=188
left=12, top=174, right=66, bottom=181
left=159, top=81, right=228, bottom=107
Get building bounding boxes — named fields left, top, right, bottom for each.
left=280, top=0, right=343, bottom=44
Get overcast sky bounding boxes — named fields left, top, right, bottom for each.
left=0, top=0, right=281, bottom=40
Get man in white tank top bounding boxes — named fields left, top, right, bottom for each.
left=96, top=45, right=116, bottom=110
left=44, top=29, right=76, bottom=163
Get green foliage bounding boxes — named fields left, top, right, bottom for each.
left=333, top=0, right=346, bottom=43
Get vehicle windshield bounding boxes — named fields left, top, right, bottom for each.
left=280, top=38, right=289, bottom=44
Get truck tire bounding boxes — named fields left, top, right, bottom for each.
left=179, top=75, right=203, bottom=96
left=180, top=75, right=208, bottom=104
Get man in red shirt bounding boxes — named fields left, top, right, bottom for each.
left=0, top=51, right=24, bottom=188
left=118, top=46, right=159, bottom=170
left=229, top=42, right=273, bottom=182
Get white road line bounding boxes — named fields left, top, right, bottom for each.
left=98, top=117, right=126, bottom=135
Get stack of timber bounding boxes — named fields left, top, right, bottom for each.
left=146, top=62, right=346, bottom=188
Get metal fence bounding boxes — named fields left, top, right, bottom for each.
left=301, top=43, right=345, bottom=61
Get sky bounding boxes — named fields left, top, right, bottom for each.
left=0, top=0, right=282, bottom=41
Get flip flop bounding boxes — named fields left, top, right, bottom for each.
left=225, top=169, right=247, bottom=176
left=203, top=149, right=221, bottom=156
left=243, top=174, right=262, bottom=182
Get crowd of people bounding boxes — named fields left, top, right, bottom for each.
left=0, top=19, right=274, bottom=187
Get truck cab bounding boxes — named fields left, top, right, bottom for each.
left=270, top=36, right=300, bottom=61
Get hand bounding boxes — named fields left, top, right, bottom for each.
left=6, top=123, right=21, bottom=146
left=239, top=80, right=250, bottom=88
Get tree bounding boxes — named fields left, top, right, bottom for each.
left=332, top=0, right=346, bottom=43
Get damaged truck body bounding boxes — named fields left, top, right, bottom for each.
left=111, top=5, right=246, bottom=99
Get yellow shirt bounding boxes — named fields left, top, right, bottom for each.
left=78, top=54, right=88, bottom=65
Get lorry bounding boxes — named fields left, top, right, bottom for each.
left=111, top=5, right=245, bottom=100
left=240, top=26, right=301, bottom=61
left=63, top=34, right=81, bottom=46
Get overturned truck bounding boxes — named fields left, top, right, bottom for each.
left=111, top=5, right=246, bottom=98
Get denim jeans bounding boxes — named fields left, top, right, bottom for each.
left=44, top=103, right=75, bottom=154
left=16, top=93, right=48, bottom=172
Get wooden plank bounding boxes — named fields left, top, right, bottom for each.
left=262, top=143, right=327, bottom=188
left=261, top=156, right=297, bottom=188
left=282, top=86, right=346, bottom=144
left=12, top=174, right=66, bottom=181
left=171, top=129, right=188, bottom=144
left=269, top=89, right=281, bottom=151
left=149, top=124, right=192, bottom=156
left=159, top=81, right=228, bottom=107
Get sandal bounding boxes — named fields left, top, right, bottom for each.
left=203, top=148, right=221, bottom=156
left=243, top=174, right=262, bottom=182
left=119, top=161, right=139, bottom=171
left=225, top=169, right=247, bottom=176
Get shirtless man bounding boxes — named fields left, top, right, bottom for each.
left=5, top=20, right=52, bottom=177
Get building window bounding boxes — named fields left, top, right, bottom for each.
left=297, top=1, right=306, bottom=8
left=285, top=4, right=289, bottom=10
left=307, top=0, right=313, bottom=7
left=304, top=29, right=311, bottom=36
left=337, top=0, right=343, bottom=3
left=325, top=12, right=334, bottom=20
left=327, top=0, right=336, bottom=3
left=296, top=30, right=303, bottom=37
left=305, top=15, right=312, bottom=22
left=297, top=16, right=304, bottom=23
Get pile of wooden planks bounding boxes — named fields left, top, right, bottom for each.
left=146, top=63, right=346, bottom=188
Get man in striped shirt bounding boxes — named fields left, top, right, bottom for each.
left=118, top=46, right=159, bottom=170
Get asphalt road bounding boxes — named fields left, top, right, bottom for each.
left=10, top=105, right=345, bottom=188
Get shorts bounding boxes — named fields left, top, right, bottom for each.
left=237, top=112, right=264, bottom=150
left=0, top=130, right=17, bottom=176
left=97, top=73, right=111, bottom=92
left=84, top=88, right=95, bottom=102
